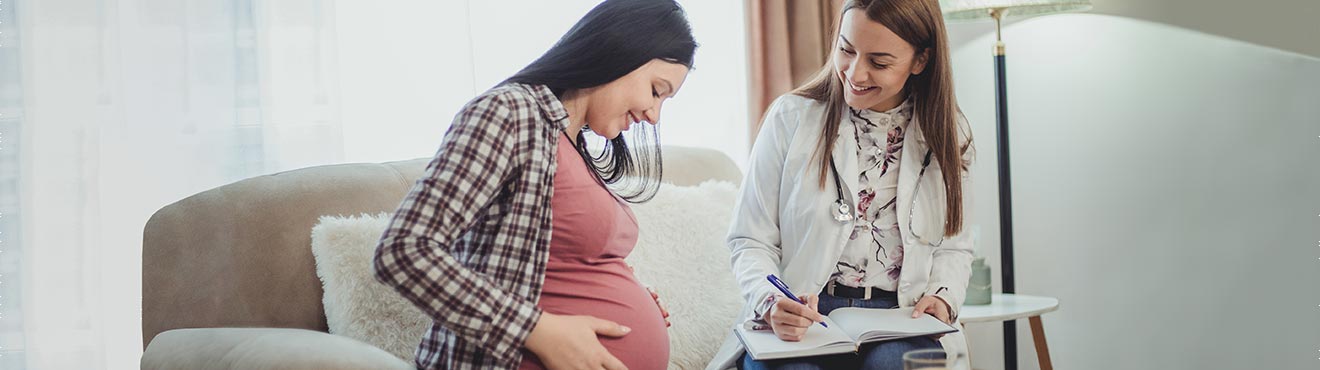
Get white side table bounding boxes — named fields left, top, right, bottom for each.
left=958, top=294, right=1060, bottom=370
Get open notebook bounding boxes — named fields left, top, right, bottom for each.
left=735, top=307, right=958, bottom=360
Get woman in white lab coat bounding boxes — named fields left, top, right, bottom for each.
left=708, top=1, right=974, bottom=369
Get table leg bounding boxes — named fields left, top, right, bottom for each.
left=962, top=334, right=973, bottom=369
left=1028, top=316, right=1052, bottom=370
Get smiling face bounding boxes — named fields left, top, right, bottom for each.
left=579, top=59, right=689, bottom=139
left=834, top=8, right=929, bottom=112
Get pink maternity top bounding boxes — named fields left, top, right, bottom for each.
left=518, top=134, right=669, bottom=370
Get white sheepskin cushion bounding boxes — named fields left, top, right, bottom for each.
left=311, top=213, right=429, bottom=361
left=624, top=181, right=743, bottom=369
left=310, top=181, right=743, bottom=368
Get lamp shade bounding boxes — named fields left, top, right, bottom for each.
left=940, top=0, right=1092, bottom=21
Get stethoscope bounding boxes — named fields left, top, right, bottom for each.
left=828, top=148, right=944, bottom=247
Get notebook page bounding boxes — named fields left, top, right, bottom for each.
left=735, top=317, right=855, bottom=360
left=828, top=307, right=957, bottom=342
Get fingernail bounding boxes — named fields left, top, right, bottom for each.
left=621, top=326, right=631, bottom=333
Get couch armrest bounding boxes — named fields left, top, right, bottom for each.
left=142, top=328, right=414, bottom=370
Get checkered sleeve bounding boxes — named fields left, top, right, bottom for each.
left=372, top=92, right=542, bottom=363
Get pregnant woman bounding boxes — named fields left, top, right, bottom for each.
left=372, top=1, right=696, bottom=369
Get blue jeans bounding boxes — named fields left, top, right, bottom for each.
left=738, top=290, right=942, bottom=370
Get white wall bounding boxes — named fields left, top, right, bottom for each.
left=945, top=14, right=1320, bottom=370
left=1090, top=0, right=1320, bottom=59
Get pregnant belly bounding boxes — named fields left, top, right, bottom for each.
left=520, top=260, right=669, bottom=370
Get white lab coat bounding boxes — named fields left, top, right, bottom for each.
left=706, top=94, right=975, bottom=370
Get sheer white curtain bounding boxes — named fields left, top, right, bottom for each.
left=14, top=0, right=340, bottom=368
left=4, top=0, right=747, bottom=369
left=0, top=0, right=22, bottom=367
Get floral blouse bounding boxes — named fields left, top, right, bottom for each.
left=831, top=98, right=913, bottom=291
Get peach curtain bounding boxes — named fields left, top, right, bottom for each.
left=745, top=0, right=843, bottom=143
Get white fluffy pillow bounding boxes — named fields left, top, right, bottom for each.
left=624, top=181, right=743, bottom=369
left=310, top=181, right=743, bottom=368
left=311, top=212, right=430, bottom=361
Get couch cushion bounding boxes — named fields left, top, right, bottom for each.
left=142, top=328, right=413, bottom=370
left=311, top=181, right=742, bottom=367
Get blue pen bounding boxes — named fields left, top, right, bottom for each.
left=766, top=274, right=828, bottom=328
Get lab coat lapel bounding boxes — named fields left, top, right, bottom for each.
left=897, top=116, right=927, bottom=240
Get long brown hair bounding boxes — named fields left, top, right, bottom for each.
left=792, top=0, right=971, bottom=236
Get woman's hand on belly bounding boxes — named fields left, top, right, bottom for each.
left=526, top=312, right=631, bottom=370
left=647, top=287, right=671, bottom=328
left=628, top=265, right=670, bottom=328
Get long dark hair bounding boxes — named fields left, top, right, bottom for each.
left=794, top=0, right=971, bottom=236
left=506, top=0, right=698, bottom=203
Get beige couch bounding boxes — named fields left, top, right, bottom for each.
left=140, top=146, right=742, bottom=369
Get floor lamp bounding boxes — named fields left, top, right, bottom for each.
left=938, top=1, right=1090, bottom=370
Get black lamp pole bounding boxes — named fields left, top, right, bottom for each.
left=989, top=8, right=1019, bottom=370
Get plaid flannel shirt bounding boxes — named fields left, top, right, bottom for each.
left=374, top=83, right=567, bottom=369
